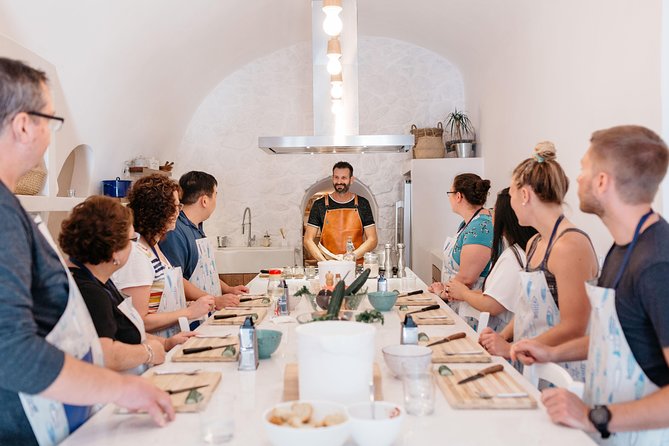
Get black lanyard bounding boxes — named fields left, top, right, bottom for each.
left=612, top=209, right=654, bottom=289
left=459, top=207, right=484, bottom=233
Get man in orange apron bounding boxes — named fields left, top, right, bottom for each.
left=0, top=58, right=173, bottom=445
left=304, top=161, right=378, bottom=264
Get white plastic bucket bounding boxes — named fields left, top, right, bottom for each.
left=296, top=321, right=375, bottom=404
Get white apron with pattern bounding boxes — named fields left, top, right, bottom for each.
left=154, top=265, right=187, bottom=339
left=583, top=211, right=669, bottom=445
left=514, top=269, right=586, bottom=381
left=19, top=216, right=104, bottom=446
left=441, top=235, right=486, bottom=329
left=190, top=237, right=221, bottom=297
left=117, top=296, right=148, bottom=375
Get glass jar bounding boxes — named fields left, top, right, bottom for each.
left=363, top=252, right=379, bottom=278
left=267, top=269, right=284, bottom=302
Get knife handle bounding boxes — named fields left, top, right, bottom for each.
left=480, top=364, right=504, bottom=376
left=239, top=298, right=252, bottom=302
left=449, top=332, right=467, bottom=341
left=214, top=314, right=237, bottom=320
left=407, top=290, right=424, bottom=296
left=183, top=346, right=212, bottom=354
left=419, top=304, right=440, bottom=312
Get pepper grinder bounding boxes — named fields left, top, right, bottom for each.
left=238, top=316, right=258, bottom=371
left=397, top=243, right=406, bottom=278
left=383, top=243, right=393, bottom=278
left=401, top=314, right=418, bottom=345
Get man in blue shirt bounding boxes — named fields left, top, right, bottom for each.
left=160, top=171, right=246, bottom=309
left=0, top=57, right=173, bottom=445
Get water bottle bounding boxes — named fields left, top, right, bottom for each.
left=343, top=236, right=356, bottom=262
left=267, top=269, right=284, bottom=316
left=238, top=316, right=258, bottom=371
left=377, top=268, right=387, bottom=292
left=278, top=279, right=289, bottom=316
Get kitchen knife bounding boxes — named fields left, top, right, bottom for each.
left=457, top=364, right=504, bottom=385
left=239, top=297, right=268, bottom=303
left=397, top=290, right=424, bottom=298
left=213, top=313, right=258, bottom=320
left=165, top=384, right=210, bottom=395
left=426, top=331, right=466, bottom=347
left=182, top=343, right=236, bottom=355
left=405, top=304, right=440, bottom=315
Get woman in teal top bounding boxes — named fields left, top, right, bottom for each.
left=429, top=173, right=493, bottom=328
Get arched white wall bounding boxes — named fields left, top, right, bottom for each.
left=177, top=37, right=465, bottom=249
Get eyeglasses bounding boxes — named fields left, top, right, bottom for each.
left=129, top=232, right=140, bottom=243
left=26, top=111, right=65, bottom=132
left=446, top=191, right=458, bottom=195
left=177, top=203, right=184, bottom=212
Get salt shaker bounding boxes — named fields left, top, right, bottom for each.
left=238, top=316, right=258, bottom=371
left=401, top=314, right=418, bottom=345
left=384, top=243, right=393, bottom=277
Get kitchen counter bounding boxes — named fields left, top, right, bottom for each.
left=61, top=271, right=596, bottom=446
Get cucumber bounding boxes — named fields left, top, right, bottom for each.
left=326, top=280, right=347, bottom=319
left=345, top=268, right=371, bottom=296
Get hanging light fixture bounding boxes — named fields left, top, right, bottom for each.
left=326, top=38, right=343, bottom=75
left=322, top=0, right=343, bottom=36
left=330, top=73, right=343, bottom=99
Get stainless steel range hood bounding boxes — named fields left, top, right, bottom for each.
left=259, top=0, right=413, bottom=155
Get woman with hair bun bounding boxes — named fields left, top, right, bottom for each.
left=507, top=142, right=598, bottom=380
left=429, top=173, right=494, bottom=328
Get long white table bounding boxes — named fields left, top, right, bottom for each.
left=62, top=272, right=596, bottom=446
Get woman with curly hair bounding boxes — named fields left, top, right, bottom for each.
left=112, top=174, right=214, bottom=338
left=60, top=196, right=194, bottom=373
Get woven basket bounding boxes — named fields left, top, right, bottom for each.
left=411, top=122, right=445, bottom=159
left=15, top=159, right=47, bottom=195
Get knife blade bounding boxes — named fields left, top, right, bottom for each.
left=397, top=290, right=424, bottom=298
left=405, top=304, right=440, bottom=315
left=426, top=331, right=466, bottom=347
left=457, top=364, right=504, bottom=385
left=165, top=384, right=209, bottom=395
left=213, top=313, right=257, bottom=320
left=239, top=297, right=268, bottom=303
left=182, top=343, right=236, bottom=355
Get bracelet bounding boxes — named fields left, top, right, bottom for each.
left=142, top=342, right=154, bottom=366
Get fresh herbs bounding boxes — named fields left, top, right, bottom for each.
left=293, top=286, right=312, bottom=297
left=355, top=310, right=384, bottom=325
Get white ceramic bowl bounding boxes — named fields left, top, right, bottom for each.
left=382, top=344, right=433, bottom=378
left=347, top=401, right=405, bottom=446
left=263, top=400, right=350, bottom=446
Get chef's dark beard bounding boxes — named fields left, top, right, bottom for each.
left=334, top=183, right=349, bottom=193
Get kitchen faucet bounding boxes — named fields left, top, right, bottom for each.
left=242, top=207, right=253, bottom=247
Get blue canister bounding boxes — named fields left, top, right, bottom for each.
left=102, top=177, right=132, bottom=198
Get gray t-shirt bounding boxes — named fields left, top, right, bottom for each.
left=600, top=217, right=669, bottom=387
left=0, top=181, right=68, bottom=445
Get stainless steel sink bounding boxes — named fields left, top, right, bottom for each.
left=215, top=246, right=296, bottom=273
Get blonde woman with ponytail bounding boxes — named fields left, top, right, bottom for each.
left=505, top=142, right=598, bottom=380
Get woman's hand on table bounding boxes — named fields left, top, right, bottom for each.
left=510, top=338, right=555, bottom=365
left=147, top=339, right=167, bottom=365
left=187, top=295, right=216, bottom=319
left=115, top=376, right=175, bottom=427
left=428, top=281, right=448, bottom=300
left=541, top=388, right=594, bottom=433
left=230, top=285, right=249, bottom=295
left=215, top=294, right=240, bottom=310
left=478, top=327, right=511, bottom=359
left=164, top=331, right=197, bottom=351
left=445, top=279, right=468, bottom=302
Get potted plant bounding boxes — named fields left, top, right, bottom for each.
left=445, top=109, right=476, bottom=157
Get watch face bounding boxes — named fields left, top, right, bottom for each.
left=590, top=406, right=611, bottom=425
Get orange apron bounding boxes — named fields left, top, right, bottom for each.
left=319, top=194, right=364, bottom=263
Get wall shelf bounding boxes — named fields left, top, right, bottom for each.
left=17, top=195, right=86, bottom=212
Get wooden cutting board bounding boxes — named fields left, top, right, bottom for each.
left=434, top=367, right=537, bottom=409
left=395, top=293, right=439, bottom=307
left=127, top=371, right=222, bottom=413
left=422, top=335, right=491, bottom=363
left=171, top=336, right=239, bottom=362
left=208, top=308, right=267, bottom=325
left=282, top=363, right=383, bottom=402
left=397, top=307, right=454, bottom=325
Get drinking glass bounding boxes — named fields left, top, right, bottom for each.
left=402, top=366, right=435, bottom=416
left=200, top=392, right=235, bottom=443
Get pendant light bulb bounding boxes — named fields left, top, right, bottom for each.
left=330, top=82, right=343, bottom=99
left=322, top=0, right=343, bottom=37
left=326, top=57, right=342, bottom=75
left=331, top=98, right=343, bottom=115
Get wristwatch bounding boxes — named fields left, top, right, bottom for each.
left=588, top=405, right=612, bottom=439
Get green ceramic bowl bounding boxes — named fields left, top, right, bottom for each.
left=367, top=291, right=399, bottom=312
left=257, top=329, right=282, bottom=359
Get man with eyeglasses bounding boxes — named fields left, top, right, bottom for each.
left=0, top=58, right=174, bottom=445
